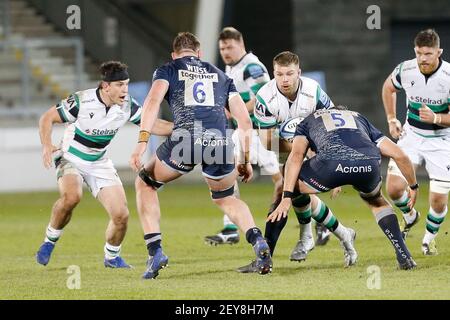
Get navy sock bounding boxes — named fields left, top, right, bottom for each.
left=376, top=208, right=411, bottom=263
left=144, top=233, right=161, bottom=256
left=263, top=199, right=288, bottom=254
left=245, top=227, right=263, bottom=246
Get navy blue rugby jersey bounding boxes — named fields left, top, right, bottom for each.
left=153, top=56, right=238, bottom=135
left=294, top=109, right=385, bottom=161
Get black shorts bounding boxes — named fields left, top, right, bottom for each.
left=156, top=133, right=235, bottom=179
left=299, top=157, right=382, bottom=194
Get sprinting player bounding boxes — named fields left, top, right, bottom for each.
left=382, top=29, right=450, bottom=255
left=129, top=32, right=273, bottom=279
left=238, top=51, right=355, bottom=273
left=36, top=61, right=172, bottom=268
left=269, top=106, right=418, bottom=270
left=204, top=27, right=283, bottom=246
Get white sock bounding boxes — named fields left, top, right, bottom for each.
left=422, top=230, right=436, bottom=245
left=300, top=221, right=313, bottom=240
left=332, top=224, right=348, bottom=241
left=223, top=214, right=234, bottom=227
left=45, top=225, right=63, bottom=244
left=104, top=242, right=121, bottom=260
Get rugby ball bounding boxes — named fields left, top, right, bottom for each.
left=279, top=117, right=304, bottom=142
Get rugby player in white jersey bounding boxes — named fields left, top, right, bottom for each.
left=238, top=51, right=357, bottom=272
left=36, top=61, right=172, bottom=268
left=204, top=27, right=283, bottom=246
left=382, top=29, right=450, bottom=255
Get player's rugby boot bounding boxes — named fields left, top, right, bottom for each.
left=36, top=242, right=55, bottom=266
left=104, top=256, right=132, bottom=268
left=142, top=248, right=169, bottom=279
left=204, top=228, right=240, bottom=245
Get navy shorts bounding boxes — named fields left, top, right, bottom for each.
left=156, top=133, right=235, bottom=179
left=299, top=157, right=382, bottom=194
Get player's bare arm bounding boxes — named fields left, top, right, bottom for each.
left=229, top=94, right=253, bottom=182
left=152, top=119, right=174, bottom=136
left=382, top=75, right=403, bottom=139
left=268, top=136, right=309, bottom=222
left=39, top=105, right=63, bottom=169
left=129, top=79, right=169, bottom=171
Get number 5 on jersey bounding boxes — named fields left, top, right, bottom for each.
left=318, top=111, right=357, bottom=131
left=179, top=70, right=218, bottom=106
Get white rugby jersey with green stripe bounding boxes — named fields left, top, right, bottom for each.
left=56, top=88, right=142, bottom=162
left=225, top=52, right=269, bottom=126
left=253, top=77, right=334, bottom=128
left=391, top=58, right=450, bottom=137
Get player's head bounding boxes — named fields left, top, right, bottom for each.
left=99, top=61, right=129, bottom=105
left=273, top=51, right=301, bottom=98
left=172, top=32, right=201, bottom=59
left=218, top=27, right=246, bottom=66
left=414, top=29, right=442, bottom=75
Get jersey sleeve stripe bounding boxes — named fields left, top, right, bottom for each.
left=56, top=104, right=69, bottom=123
left=250, top=82, right=265, bottom=95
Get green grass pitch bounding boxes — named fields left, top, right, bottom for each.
left=1, top=181, right=449, bottom=299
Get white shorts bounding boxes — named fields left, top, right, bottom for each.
left=232, top=130, right=280, bottom=176
left=388, top=123, right=450, bottom=182
left=56, top=153, right=122, bottom=198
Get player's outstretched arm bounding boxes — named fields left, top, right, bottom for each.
left=267, top=136, right=309, bottom=222
left=39, top=106, right=63, bottom=169
left=382, top=75, right=403, bottom=139
left=379, top=137, right=418, bottom=208
left=229, top=94, right=253, bottom=182
left=129, top=79, right=169, bottom=171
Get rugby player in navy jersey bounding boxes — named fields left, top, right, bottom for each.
left=129, top=32, right=272, bottom=279
left=268, top=106, right=418, bottom=269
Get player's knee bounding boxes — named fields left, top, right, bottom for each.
left=112, top=209, right=129, bottom=227
left=61, top=192, right=81, bottom=209
left=136, top=168, right=164, bottom=191
left=360, top=191, right=386, bottom=207
left=386, top=176, right=406, bottom=199
left=210, top=185, right=235, bottom=204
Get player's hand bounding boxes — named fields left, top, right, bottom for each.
left=129, top=143, right=147, bottom=172
left=42, top=144, right=59, bottom=169
left=237, top=163, right=253, bottom=183
left=330, top=187, right=342, bottom=199
left=407, top=187, right=418, bottom=209
left=419, top=104, right=436, bottom=124
left=388, top=118, right=403, bottom=139
left=267, top=198, right=292, bottom=222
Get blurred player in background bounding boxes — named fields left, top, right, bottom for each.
left=269, top=106, right=418, bottom=270
left=204, top=27, right=283, bottom=246
left=36, top=61, right=172, bottom=268
left=129, top=32, right=273, bottom=279
left=382, top=29, right=450, bottom=255
left=238, top=51, right=356, bottom=273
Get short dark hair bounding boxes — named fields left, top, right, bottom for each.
left=173, top=32, right=200, bottom=53
left=414, top=29, right=440, bottom=48
left=273, top=51, right=300, bottom=67
left=99, top=61, right=128, bottom=80
left=219, top=27, right=243, bottom=42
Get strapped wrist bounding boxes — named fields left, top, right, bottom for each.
left=409, top=183, right=419, bottom=190
left=138, top=130, right=150, bottom=143
left=387, top=118, right=398, bottom=124
left=283, top=191, right=295, bottom=199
